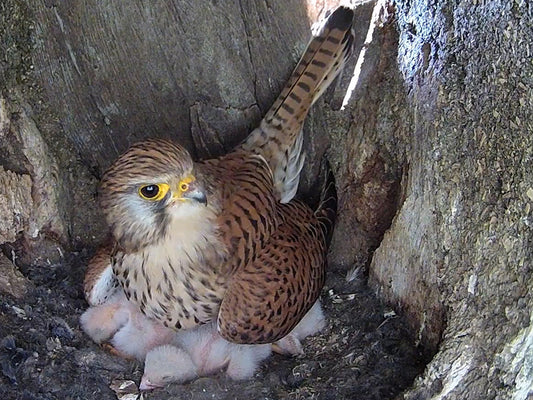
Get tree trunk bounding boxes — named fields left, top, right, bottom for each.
left=1, top=0, right=531, bottom=399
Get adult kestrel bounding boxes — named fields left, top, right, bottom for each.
left=89, top=6, right=354, bottom=344
left=80, top=248, right=326, bottom=366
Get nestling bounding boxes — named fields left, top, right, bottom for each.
left=82, top=247, right=327, bottom=389
left=272, top=299, right=326, bottom=356
left=140, top=323, right=271, bottom=390
left=140, top=300, right=326, bottom=390
left=80, top=246, right=175, bottom=360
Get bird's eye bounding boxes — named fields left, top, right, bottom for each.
left=138, top=183, right=170, bottom=201
left=179, top=182, right=189, bottom=192
left=141, top=185, right=158, bottom=198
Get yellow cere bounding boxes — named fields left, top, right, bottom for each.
left=176, top=175, right=195, bottom=199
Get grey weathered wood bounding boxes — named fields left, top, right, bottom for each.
left=30, top=0, right=311, bottom=169
left=327, top=0, right=533, bottom=398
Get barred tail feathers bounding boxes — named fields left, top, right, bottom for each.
left=262, top=6, right=354, bottom=128
left=240, top=6, right=354, bottom=203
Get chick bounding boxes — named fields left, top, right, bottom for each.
left=82, top=247, right=326, bottom=390
left=141, top=323, right=272, bottom=390
left=80, top=290, right=174, bottom=360
left=272, top=300, right=326, bottom=356
left=79, top=291, right=130, bottom=344
left=140, top=345, right=198, bottom=390
left=140, top=300, right=326, bottom=390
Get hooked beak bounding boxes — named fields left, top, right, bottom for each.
left=139, top=377, right=161, bottom=391
left=182, top=187, right=207, bottom=205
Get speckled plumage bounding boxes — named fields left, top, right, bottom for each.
left=89, top=6, right=353, bottom=344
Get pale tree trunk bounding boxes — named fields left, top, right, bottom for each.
left=335, top=0, right=533, bottom=398
left=0, top=0, right=531, bottom=399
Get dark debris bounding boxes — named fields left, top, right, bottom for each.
left=0, top=252, right=425, bottom=400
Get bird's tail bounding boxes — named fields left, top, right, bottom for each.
left=315, top=160, right=337, bottom=247
left=238, top=6, right=354, bottom=203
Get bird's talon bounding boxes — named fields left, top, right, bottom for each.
left=101, top=342, right=135, bottom=360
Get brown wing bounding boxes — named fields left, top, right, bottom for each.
left=199, top=151, right=280, bottom=279
left=217, top=201, right=327, bottom=344
left=83, top=243, right=118, bottom=306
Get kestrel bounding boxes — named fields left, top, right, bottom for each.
left=89, top=6, right=354, bottom=345
left=81, top=251, right=326, bottom=389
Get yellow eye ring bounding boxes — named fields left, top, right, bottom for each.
left=138, top=183, right=170, bottom=201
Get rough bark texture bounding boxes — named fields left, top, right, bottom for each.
left=330, top=0, right=533, bottom=397
left=1, top=0, right=532, bottom=399
left=385, top=1, right=533, bottom=398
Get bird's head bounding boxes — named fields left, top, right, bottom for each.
left=141, top=344, right=197, bottom=390
left=99, top=139, right=209, bottom=252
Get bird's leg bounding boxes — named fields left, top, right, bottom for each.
left=272, top=334, right=304, bottom=356
left=100, top=342, right=136, bottom=360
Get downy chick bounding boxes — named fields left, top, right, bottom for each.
left=80, top=290, right=174, bottom=360
left=140, top=300, right=326, bottom=390
left=140, top=322, right=271, bottom=390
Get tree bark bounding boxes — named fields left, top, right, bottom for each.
left=337, top=0, right=533, bottom=398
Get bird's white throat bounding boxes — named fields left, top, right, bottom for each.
left=164, top=202, right=219, bottom=256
